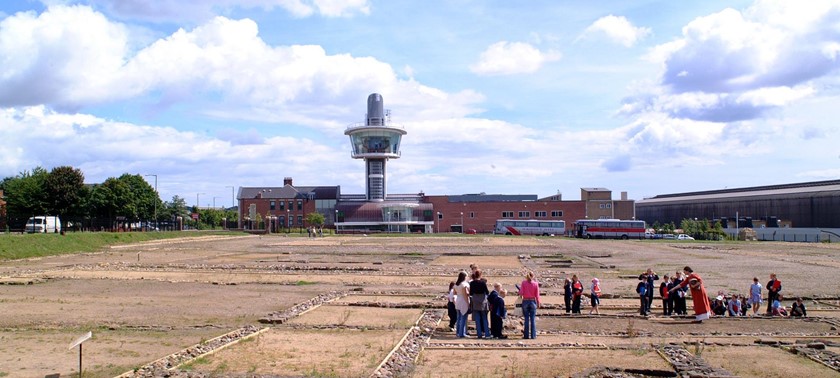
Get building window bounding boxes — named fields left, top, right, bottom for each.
left=518, top=211, right=530, bottom=218
left=469, top=212, right=475, bottom=218
left=606, top=203, right=612, bottom=209
left=502, top=211, right=514, bottom=218
left=279, top=201, right=285, bottom=211
left=535, top=211, right=547, bottom=218
left=438, top=212, right=443, bottom=219
left=599, top=203, right=605, bottom=209
left=297, top=201, right=303, bottom=210
left=297, top=215, right=303, bottom=225
left=599, top=215, right=609, bottom=219
left=270, top=201, right=275, bottom=210
left=551, top=210, right=563, bottom=217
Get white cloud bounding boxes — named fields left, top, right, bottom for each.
left=628, top=1, right=840, bottom=125
left=0, top=6, right=484, bottom=126
left=580, top=15, right=651, bottom=47
left=0, top=105, right=356, bottom=197
left=469, top=41, right=561, bottom=76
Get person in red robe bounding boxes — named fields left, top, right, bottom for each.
left=669, top=266, right=711, bottom=322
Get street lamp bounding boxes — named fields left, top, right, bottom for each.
left=436, top=212, right=441, bottom=234
left=286, top=209, right=290, bottom=233
left=213, top=196, right=221, bottom=209
left=144, top=174, right=157, bottom=231
left=460, top=212, right=464, bottom=234
left=335, top=209, right=339, bottom=234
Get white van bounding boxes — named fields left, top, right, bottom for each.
left=25, top=216, right=62, bottom=233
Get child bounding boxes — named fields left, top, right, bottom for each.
left=791, top=297, right=807, bottom=317
left=726, top=295, right=741, bottom=317
left=446, top=281, right=457, bottom=331
left=589, top=278, right=601, bottom=315
left=772, top=294, right=788, bottom=317
left=660, top=274, right=671, bottom=316
left=488, top=283, right=508, bottom=339
left=636, top=276, right=648, bottom=315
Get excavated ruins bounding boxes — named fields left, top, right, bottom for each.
left=1, top=235, right=839, bottom=377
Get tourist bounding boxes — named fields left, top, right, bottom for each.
left=519, top=271, right=541, bottom=339
left=563, top=277, right=573, bottom=314
left=790, top=297, right=807, bottom=317
left=772, top=294, right=788, bottom=316
left=660, top=274, right=672, bottom=316
left=488, top=283, right=508, bottom=339
left=453, top=271, right=470, bottom=338
left=589, top=278, right=601, bottom=315
left=669, top=266, right=712, bottom=323
left=636, top=276, right=648, bottom=315
left=639, top=268, right=659, bottom=314
left=766, top=273, right=782, bottom=315
left=571, top=274, right=583, bottom=314
left=673, top=271, right=687, bottom=315
left=712, top=295, right=727, bottom=316
left=748, top=277, right=762, bottom=316
left=726, top=294, right=741, bottom=317
left=469, top=269, right=491, bottom=339
left=446, top=281, right=457, bottom=331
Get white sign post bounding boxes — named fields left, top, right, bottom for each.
left=68, top=331, right=92, bottom=378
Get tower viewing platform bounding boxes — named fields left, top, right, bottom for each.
left=344, top=93, right=407, bottom=201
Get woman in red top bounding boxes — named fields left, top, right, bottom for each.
left=670, top=266, right=711, bottom=323
left=519, top=271, right=541, bottom=339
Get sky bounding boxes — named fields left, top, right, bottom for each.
left=2, top=0, right=840, bottom=208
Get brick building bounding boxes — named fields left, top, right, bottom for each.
left=236, top=177, right=339, bottom=231
left=423, top=188, right=635, bottom=234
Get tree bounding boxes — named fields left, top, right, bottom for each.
left=45, top=166, right=85, bottom=219
left=163, top=195, right=190, bottom=221
left=306, top=212, right=325, bottom=228
left=0, top=167, right=49, bottom=221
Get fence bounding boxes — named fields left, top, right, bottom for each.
left=724, top=228, right=840, bottom=243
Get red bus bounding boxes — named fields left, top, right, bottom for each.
left=494, top=219, right=565, bottom=236
left=574, top=219, right=646, bottom=239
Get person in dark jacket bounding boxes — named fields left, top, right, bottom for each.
left=563, top=277, right=573, bottom=314
left=660, top=274, right=672, bottom=315
left=469, top=269, right=491, bottom=338
left=571, top=274, right=583, bottom=314
left=636, top=277, right=648, bottom=315
left=488, top=283, right=508, bottom=338
left=766, top=273, right=782, bottom=315
left=639, top=268, right=659, bottom=314
left=790, top=297, right=807, bottom=317
left=673, top=270, right=687, bottom=315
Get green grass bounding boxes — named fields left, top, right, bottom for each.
left=0, top=231, right=244, bottom=260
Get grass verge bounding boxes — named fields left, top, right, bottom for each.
left=0, top=231, right=244, bottom=260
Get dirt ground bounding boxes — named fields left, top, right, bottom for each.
left=0, top=235, right=839, bottom=377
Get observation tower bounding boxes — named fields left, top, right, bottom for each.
left=344, top=93, right=407, bottom=201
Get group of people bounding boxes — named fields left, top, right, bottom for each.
left=562, top=274, right=602, bottom=315
left=447, top=266, right=807, bottom=339
left=709, top=274, right=806, bottom=317
left=447, top=264, right=542, bottom=340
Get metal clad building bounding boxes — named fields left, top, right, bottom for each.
left=635, top=180, right=840, bottom=228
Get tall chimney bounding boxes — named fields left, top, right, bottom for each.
left=284, top=177, right=293, bottom=186
left=621, top=191, right=628, bottom=201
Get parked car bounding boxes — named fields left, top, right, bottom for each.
left=677, top=234, right=695, bottom=240
left=662, top=234, right=676, bottom=239
left=465, top=228, right=477, bottom=234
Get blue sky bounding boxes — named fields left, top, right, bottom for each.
left=2, top=0, right=839, bottom=207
